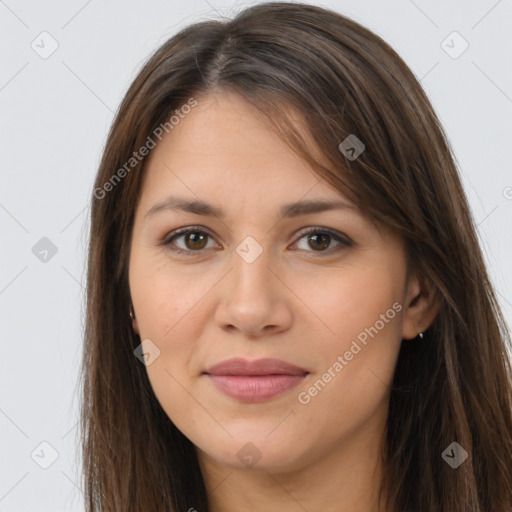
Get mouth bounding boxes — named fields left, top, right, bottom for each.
left=203, top=357, right=309, bottom=402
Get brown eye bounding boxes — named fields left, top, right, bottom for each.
left=183, top=231, right=208, bottom=250
left=163, top=226, right=351, bottom=256
left=307, top=232, right=331, bottom=251
left=163, top=227, right=217, bottom=255
left=294, top=227, right=352, bottom=255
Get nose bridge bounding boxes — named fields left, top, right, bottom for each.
left=231, top=233, right=274, bottom=296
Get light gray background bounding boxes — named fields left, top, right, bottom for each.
left=1, top=0, right=511, bottom=510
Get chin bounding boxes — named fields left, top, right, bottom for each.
left=197, top=432, right=311, bottom=474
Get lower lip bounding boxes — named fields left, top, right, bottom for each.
left=206, top=374, right=307, bottom=402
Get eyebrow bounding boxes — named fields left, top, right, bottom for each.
left=145, top=195, right=356, bottom=220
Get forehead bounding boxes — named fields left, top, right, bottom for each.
left=139, top=91, right=351, bottom=214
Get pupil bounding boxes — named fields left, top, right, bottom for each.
left=309, top=233, right=329, bottom=250
left=187, top=232, right=207, bottom=250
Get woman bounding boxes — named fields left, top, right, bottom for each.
left=81, top=2, right=512, bottom=511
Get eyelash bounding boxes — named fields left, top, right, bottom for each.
left=161, top=226, right=352, bottom=256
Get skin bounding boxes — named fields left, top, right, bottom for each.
left=128, top=90, right=438, bottom=512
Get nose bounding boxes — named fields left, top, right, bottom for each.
left=214, top=244, right=293, bottom=339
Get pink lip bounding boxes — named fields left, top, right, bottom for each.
left=204, top=358, right=308, bottom=402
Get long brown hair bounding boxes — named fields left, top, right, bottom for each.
left=81, top=2, right=512, bottom=510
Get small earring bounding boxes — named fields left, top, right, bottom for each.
left=418, top=322, right=424, bottom=339
left=129, top=305, right=135, bottom=320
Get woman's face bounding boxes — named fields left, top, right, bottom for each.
left=128, top=90, right=422, bottom=474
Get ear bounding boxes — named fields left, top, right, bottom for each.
left=132, top=316, right=140, bottom=335
left=130, top=304, right=140, bottom=335
left=402, top=271, right=440, bottom=340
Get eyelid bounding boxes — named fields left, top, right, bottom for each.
left=161, top=225, right=352, bottom=255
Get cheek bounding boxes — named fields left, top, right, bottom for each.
left=293, top=263, right=404, bottom=412
left=129, top=258, right=212, bottom=436
left=129, top=251, right=213, bottom=341
left=296, top=261, right=404, bottom=353
left=129, top=255, right=220, bottom=407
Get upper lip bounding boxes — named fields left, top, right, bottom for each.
left=204, top=357, right=308, bottom=376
